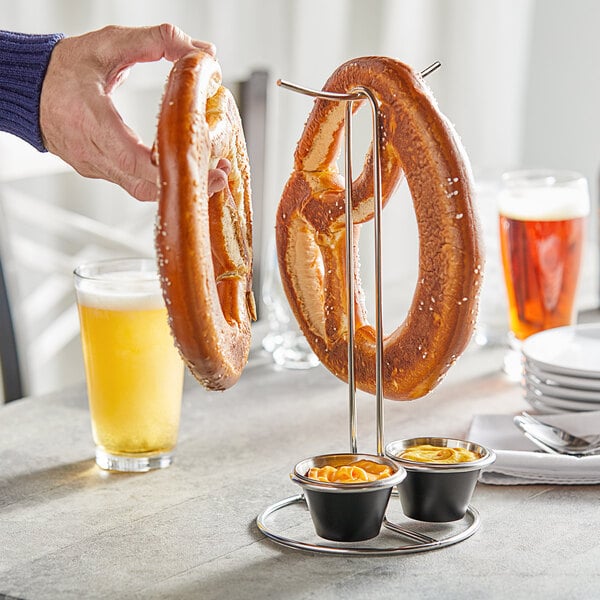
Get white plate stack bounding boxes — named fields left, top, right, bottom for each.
left=521, top=323, right=600, bottom=413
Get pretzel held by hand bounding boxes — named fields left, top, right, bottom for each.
left=276, top=57, right=483, bottom=400
left=155, top=51, right=256, bottom=391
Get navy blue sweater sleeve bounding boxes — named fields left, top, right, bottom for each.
left=0, top=30, right=64, bottom=152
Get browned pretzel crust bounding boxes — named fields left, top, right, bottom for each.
left=276, top=57, right=483, bottom=399
left=155, top=51, right=256, bottom=391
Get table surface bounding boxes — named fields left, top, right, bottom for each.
left=1, top=331, right=599, bottom=600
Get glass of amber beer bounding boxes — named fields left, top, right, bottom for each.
left=74, top=258, right=184, bottom=472
left=498, top=170, right=590, bottom=377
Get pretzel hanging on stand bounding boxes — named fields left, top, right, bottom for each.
left=155, top=51, right=256, bottom=391
left=276, top=56, right=483, bottom=400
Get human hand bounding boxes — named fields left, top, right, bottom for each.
left=40, top=24, right=228, bottom=201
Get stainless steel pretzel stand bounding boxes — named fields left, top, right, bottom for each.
left=257, top=63, right=481, bottom=555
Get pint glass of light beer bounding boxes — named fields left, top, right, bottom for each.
left=74, top=258, right=184, bottom=472
left=498, top=170, right=590, bottom=376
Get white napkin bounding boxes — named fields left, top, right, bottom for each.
left=468, top=411, right=600, bottom=485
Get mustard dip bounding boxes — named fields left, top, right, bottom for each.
left=399, top=444, right=480, bottom=464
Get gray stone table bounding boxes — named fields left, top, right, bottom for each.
left=1, top=337, right=599, bottom=599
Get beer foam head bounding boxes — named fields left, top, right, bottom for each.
left=75, top=270, right=165, bottom=310
left=498, top=176, right=590, bottom=222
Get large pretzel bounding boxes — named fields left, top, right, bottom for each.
left=155, top=51, right=256, bottom=391
left=276, top=57, right=483, bottom=400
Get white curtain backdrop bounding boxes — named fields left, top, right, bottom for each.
left=1, top=0, right=598, bottom=397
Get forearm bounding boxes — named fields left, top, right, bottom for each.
left=0, top=30, right=64, bottom=151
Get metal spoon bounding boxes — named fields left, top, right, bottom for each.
left=514, top=412, right=600, bottom=456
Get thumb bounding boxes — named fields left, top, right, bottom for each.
left=101, top=23, right=215, bottom=66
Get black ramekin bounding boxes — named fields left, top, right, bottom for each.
left=291, top=453, right=406, bottom=542
left=385, top=437, right=496, bottom=522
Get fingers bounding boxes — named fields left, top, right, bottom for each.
left=101, top=104, right=232, bottom=200
left=207, top=170, right=228, bottom=196
left=123, top=163, right=232, bottom=202
left=215, top=158, right=232, bottom=175
left=207, top=159, right=231, bottom=195
left=103, top=114, right=231, bottom=201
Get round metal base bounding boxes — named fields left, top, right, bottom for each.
left=257, top=492, right=480, bottom=556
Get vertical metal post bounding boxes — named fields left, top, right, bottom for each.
left=344, top=101, right=357, bottom=454
left=355, top=86, right=384, bottom=456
